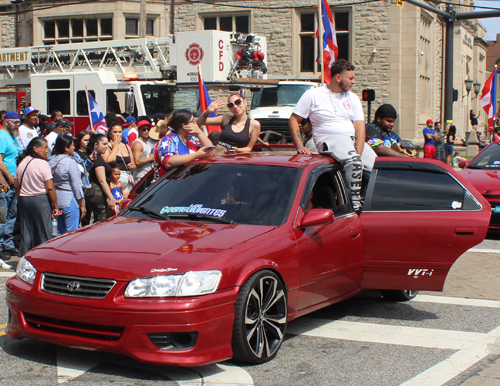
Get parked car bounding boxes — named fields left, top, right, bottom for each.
left=460, top=141, right=500, bottom=230
left=6, top=154, right=490, bottom=367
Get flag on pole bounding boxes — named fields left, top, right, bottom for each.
left=316, top=0, right=338, bottom=83
left=480, top=65, right=497, bottom=132
left=86, top=91, right=108, bottom=135
left=198, top=65, right=220, bottom=134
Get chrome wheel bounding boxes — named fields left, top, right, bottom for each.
left=232, top=270, right=287, bottom=364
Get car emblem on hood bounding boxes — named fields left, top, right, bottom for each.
left=67, top=281, right=80, bottom=292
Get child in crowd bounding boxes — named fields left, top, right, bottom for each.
left=109, top=162, right=124, bottom=214
left=452, top=151, right=468, bottom=168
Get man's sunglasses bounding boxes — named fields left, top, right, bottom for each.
left=227, top=99, right=243, bottom=109
left=140, top=127, right=151, bottom=131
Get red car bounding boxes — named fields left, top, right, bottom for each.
left=6, top=154, right=490, bottom=366
left=460, top=141, right=500, bottom=230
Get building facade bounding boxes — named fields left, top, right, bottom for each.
left=0, top=0, right=489, bottom=144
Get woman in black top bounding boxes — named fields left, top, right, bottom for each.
left=445, top=125, right=457, bottom=166
left=470, top=109, right=479, bottom=131
left=197, top=93, right=261, bottom=155
left=102, top=121, right=136, bottom=197
left=82, top=134, right=115, bottom=226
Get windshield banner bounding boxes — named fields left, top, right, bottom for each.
left=160, top=204, right=227, bottom=218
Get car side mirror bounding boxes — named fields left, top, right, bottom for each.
left=297, top=209, right=334, bottom=228
left=120, top=199, right=133, bottom=211
left=458, top=160, right=468, bottom=169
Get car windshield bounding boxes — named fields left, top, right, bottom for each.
left=467, top=144, right=500, bottom=169
left=251, top=84, right=315, bottom=108
left=141, top=85, right=200, bottom=117
left=124, top=164, right=299, bottom=226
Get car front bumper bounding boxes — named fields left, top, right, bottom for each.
left=6, top=276, right=237, bottom=367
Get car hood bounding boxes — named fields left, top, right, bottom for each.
left=461, top=168, right=500, bottom=193
left=26, top=217, right=275, bottom=281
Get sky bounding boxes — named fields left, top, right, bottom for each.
left=475, top=1, right=500, bottom=40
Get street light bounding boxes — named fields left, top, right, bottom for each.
left=465, top=78, right=473, bottom=94
left=473, top=81, right=481, bottom=98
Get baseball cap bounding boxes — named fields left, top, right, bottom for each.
left=24, top=106, right=39, bottom=115
left=426, top=119, right=434, bottom=124
left=122, top=116, right=136, bottom=127
left=55, top=118, right=73, bottom=128
left=137, top=119, right=152, bottom=129
left=4, top=111, right=20, bottom=120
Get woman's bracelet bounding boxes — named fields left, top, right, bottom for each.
left=296, top=146, right=304, bottom=150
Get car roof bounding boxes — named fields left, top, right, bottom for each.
left=191, top=152, right=336, bottom=169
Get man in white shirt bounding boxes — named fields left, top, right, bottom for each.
left=289, top=59, right=376, bottom=212
left=17, top=106, right=39, bottom=150
left=46, top=118, right=73, bottom=156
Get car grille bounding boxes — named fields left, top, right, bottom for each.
left=24, top=312, right=124, bottom=341
left=42, top=273, right=116, bottom=299
left=491, top=212, right=500, bottom=227
left=256, top=118, right=292, bottom=143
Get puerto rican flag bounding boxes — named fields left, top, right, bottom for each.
left=198, top=65, right=220, bottom=134
left=480, top=65, right=497, bottom=132
left=317, top=0, right=338, bottom=84
left=86, top=91, right=108, bottom=135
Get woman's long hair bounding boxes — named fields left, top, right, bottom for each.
left=17, top=137, right=47, bottom=165
left=75, top=130, right=88, bottom=152
left=169, top=109, right=192, bottom=132
left=87, top=134, right=107, bottom=156
left=448, top=125, right=457, bottom=136
left=52, top=134, right=74, bottom=156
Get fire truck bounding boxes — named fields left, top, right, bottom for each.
left=0, top=31, right=267, bottom=134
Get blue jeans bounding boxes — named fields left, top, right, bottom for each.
left=57, top=199, right=80, bottom=236
left=0, top=188, right=17, bottom=251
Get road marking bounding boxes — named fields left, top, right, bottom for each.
left=56, top=347, right=254, bottom=385
left=287, top=319, right=491, bottom=350
left=400, top=324, right=500, bottom=386
left=413, top=295, right=500, bottom=308
left=467, top=248, right=500, bottom=254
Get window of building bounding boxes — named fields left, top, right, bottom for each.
left=296, top=9, right=351, bottom=75
left=126, top=19, right=138, bottom=36
left=42, top=17, right=113, bottom=44
left=146, top=20, right=154, bottom=36
left=201, top=14, right=250, bottom=33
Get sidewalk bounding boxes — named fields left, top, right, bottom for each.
left=460, top=358, right=500, bottom=385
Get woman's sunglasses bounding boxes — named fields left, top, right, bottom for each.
left=227, top=99, right=243, bottom=109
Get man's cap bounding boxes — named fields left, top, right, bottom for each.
left=154, top=113, right=166, bottom=122
left=24, top=106, right=39, bottom=115
left=55, top=118, right=73, bottom=128
left=375, top=104, right=397, bottom=119
left=4, top=111, right=20, bottom=120
left=122, top=116, right=136, bottom=127
left=426, top=119, right=434, bottom=124
left=137, top=119, right=152, bottom=129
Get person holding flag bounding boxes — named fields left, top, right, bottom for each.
left=197, top=94, right=261, bottom=155
left=479, top=65, right=497, bottom=142
left=197, top=65, right=220, bottom=135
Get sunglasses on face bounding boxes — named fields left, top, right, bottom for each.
left=227, top=99, right=243, bottom=109
left=140, top=127, right=151, bottom=131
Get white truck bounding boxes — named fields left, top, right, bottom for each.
left=248, top=81, right=318, bottom=143
left=0, top=31, right=267, bottom=134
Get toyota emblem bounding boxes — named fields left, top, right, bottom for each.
left=67, top=281, right=80, bottom=292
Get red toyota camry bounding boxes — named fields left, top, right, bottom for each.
left=6, top=153, right=490, bottom=367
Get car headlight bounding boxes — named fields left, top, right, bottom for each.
left=16, top=257, right=37, bottom=285
left=124, top=270, right=222, bottom=298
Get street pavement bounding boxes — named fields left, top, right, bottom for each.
left=0, top=235, right=498, bottom=385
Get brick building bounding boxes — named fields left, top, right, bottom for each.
left=0, top=0, right=490, bottom=144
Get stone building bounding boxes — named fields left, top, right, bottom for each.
left=0, top=0, right=489, bottom=145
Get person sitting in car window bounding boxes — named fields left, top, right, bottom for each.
left=155, top=109, right=214, bottom=178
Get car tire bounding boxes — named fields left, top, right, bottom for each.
left=231, top=270, right=287, bottom=364
left=381, top=290, right=419, bottom=301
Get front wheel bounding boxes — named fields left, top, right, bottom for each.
left=382, top=290, right=419, bottom=301
left=231, top=270, right=287, bottom=364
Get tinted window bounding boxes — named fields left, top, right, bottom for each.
left=47, top=91, right=70, bottom=115
left=76, top=90, right=95, bottom=116
left=370, top=169, right=465, bottom=211
left=467, top=144, right=500, bottom=169
left=86, top=20, right=98, bottom=36
left=126, top=164, right=298, bottom=225
left=47, top=79, right=70, bottom=89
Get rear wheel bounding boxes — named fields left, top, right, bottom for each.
left=382, top=290, right=419, bottom=301
left=231, top=270, right=287, bottom=364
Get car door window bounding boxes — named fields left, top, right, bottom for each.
left=366, top=169, right=480, bottom=211
left=303, top=169, right=351, bottom=216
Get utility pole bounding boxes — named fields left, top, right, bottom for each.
left=170, top=0, right=175, bottom=35
left=403, top=0, right=500, bottom=125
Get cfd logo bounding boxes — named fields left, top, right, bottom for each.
left=185, top=43, right=204, bottom=66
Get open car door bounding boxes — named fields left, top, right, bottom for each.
left=360, top=158, right=491, bottom=291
